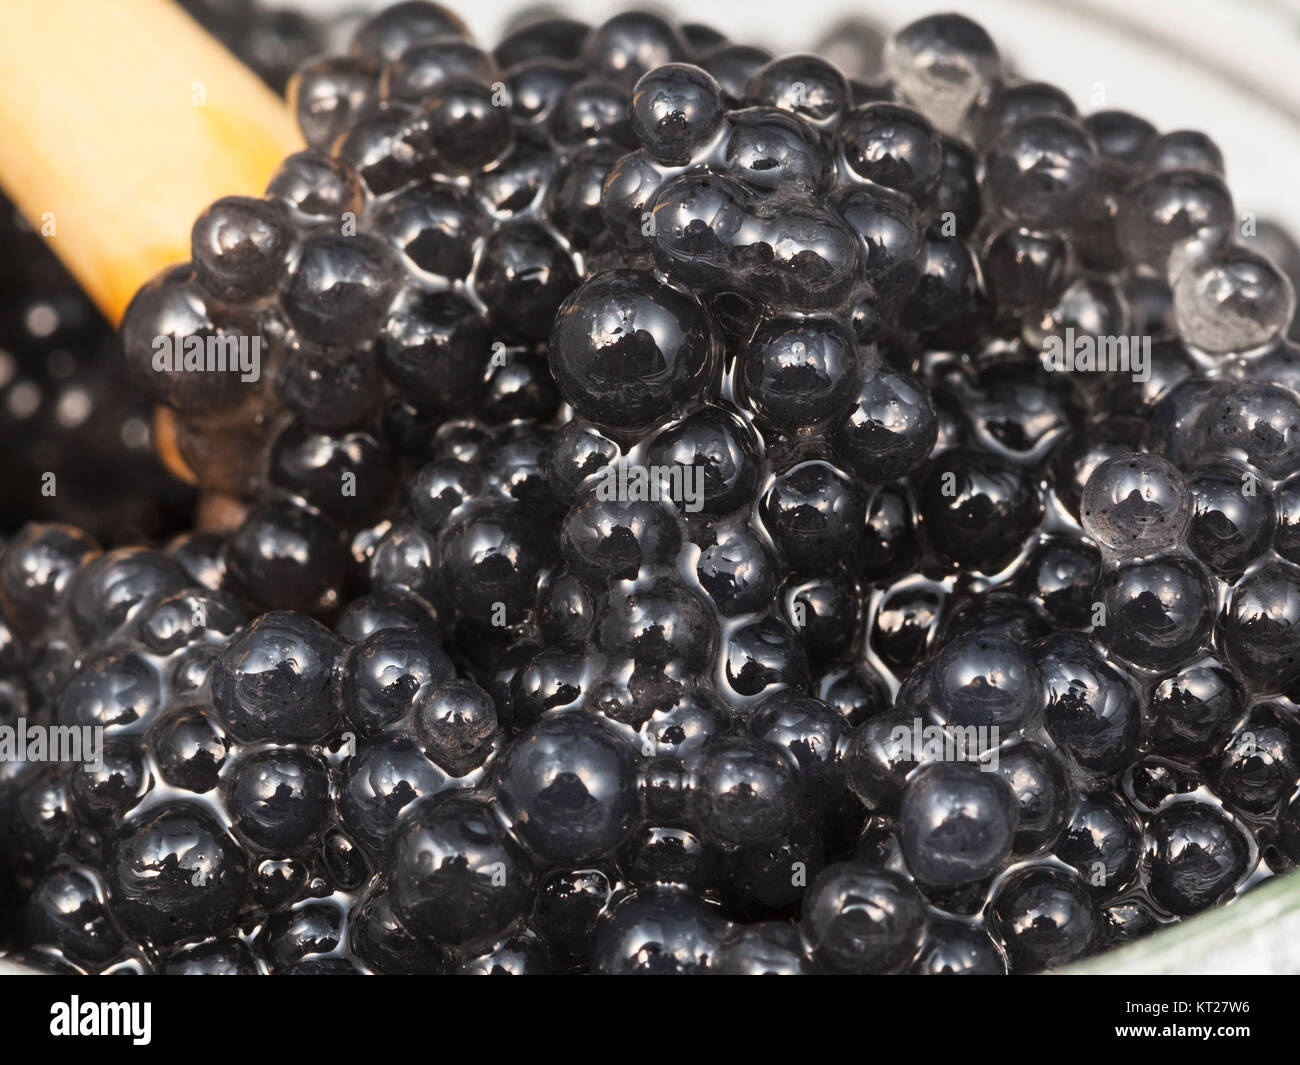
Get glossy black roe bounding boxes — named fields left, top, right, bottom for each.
left=818, top=662, right=891, bottom=727
left=1121, top=170, right=1233, bottom=274
left=107, top=804, right=250, bottom=945
left=1144, top=801, right=1251, bottom=916
left=761, top=460, right=866, bottom=573
left=1055, top=791, right=1142, bottom=898
left=288, top=54, right=378, bottom=150
left=163, top=938, right=260, bottom=975
left=983, top=114, right=1098, bottom=228
left=843, top=708, right=925, bottom=813
left=284, top=233, right=399, bottom=347
left=1149, top=656, right=1243, bottom=758
left=546, top=421, right=619, bottom=504
left=340, top=735, right=453, bottom=854
left=1096, top=554, right=1212, bottom=672
left=457, top=932, right=551, bottom=974
left=1035, top=633, right=1142, bottom=774
left=629, top=63, right=724, bottom=165
left=25, top=867, right=123, bottom=966
left=191, top=195, right=293, bottom=302
left=838, top=103, right=943, bottom=203
left=1210, top=705, right=1300, bottom=814
left=338, top=627, right=454, bottom=733
left=718, top=923, right=812, bottom=974
left=349, top=886, right=445, bottom=974
left=747, top=692, right=848, bottom=808
left=149, top=708, right=228, bottom=793
left=1276, top=477, right=1300, bottom=565
left=380, top=37, right=496, bottom=104
left=870, top=582, right=942, bottom=673
left=703, top=44, right=773, bottom=104
left=970, top=81, right=1077, bottom=150
left=740, top=316, right=860, bottom=432
left=437, top=500, right=554, bottom=627
left=747, top=53, right=850, bottom=127
left=695, top=521, right=778, bottom=616
left=274, top=337, right=381, bottom=431
left=981, top=226, right=1071, bottom=314
left=921, top=449, right=1043, bottom=573
left=415, top=678, right=498, bottom=775
left=645, top=406, right=762, bottom=517
left=590, top=888, right=727, bottom=973
left=405, top=80, right=514, bottom=175
left=990, top=866, right=1099, bottom=972
left=1017, top=536, right=1100, bottom=628
left=374, top=182, right=483, bottom=280
left=726, top=107, right=832, bottom=195
left=211, top=611, right=343, bottom=743
left=857, top=485, right=918, bottom=582
left=648, top=170, right=860, bottom=311
left=723, top=616, right=811, bottom=700
left=560, top=488, right=681, bottom=584
left=1220, top=560, right=1300, bottom=693
left=831, top=365, right=936, bottom=483
left=1195, top=382, right=1300, bottom=481
left=495, top=15, right=588, bottom=67
left=350, top=3, right=469, bottom=63
left=934, top=136, right=981, bottom=236
left=801, top=862, right=926, bottom=973
left=782, top=570, right=861, bottom=662
left=380, top=290, right=489, bottom=412
left=691, top=736, right=799, bottom=846
left=266, top=149, right=362, bottom=224
left=581, top=11, right=689, bottom=88
left=227, top=747, right=331, bottom=852
left=1185, top=463, right=1275, bottom=575
left=546, top=142, right=623, bottom=251
left=473, top=222, right=580, bottom=343
left=549, top=270, right=716, bottom=432
left=550, top=77, right=635, bottom=146
left=387, top=792, right=533, bottom=947
left=908, top=918, right=1006, bottom=975
left=224, top=499, right=346, bottom=616
left=1085, top=110, right=1157, bottom=164
left=598, top=574, right=717, bottom=676
left=496, top=712, right=640, bottom=864
left=996, top=740, right=1071, bottom=854
left=0, top=523, right=99, bottom=636
left=899, top=762, right=1018, bottom=888
left=899, top=234, right=982, bottom=333
left=64, top=546, right=188, bottom=647
left=268, top=426, right=393, bottom=527
left=533, top=869, right=612, bottom=967
left=55, top=651, right=156, bottom=737
left=831, top=185, right=925, bottom=303
left=475, top=128, right=556, bottom=218
left=929, top=631, right=1041, bottom=730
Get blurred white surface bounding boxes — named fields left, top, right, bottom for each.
left=297, top=0, right=1300, bottom=233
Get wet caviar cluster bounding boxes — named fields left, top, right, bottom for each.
left=3, top=3, right=1300, bottom=974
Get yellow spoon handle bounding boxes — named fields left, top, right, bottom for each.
left=0, top=0, right=303, bottom=323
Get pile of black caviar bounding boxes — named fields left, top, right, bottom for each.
left=2, top=2, right=1300, bottom=974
